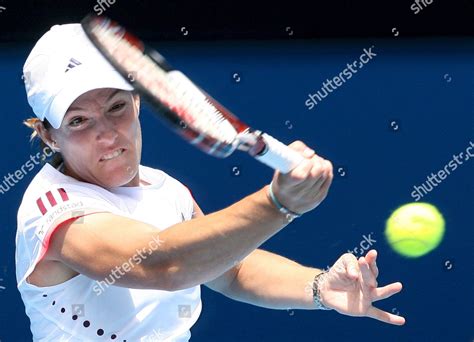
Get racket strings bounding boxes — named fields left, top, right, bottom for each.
left=91, top=24, right=174, bottom=104
left=161, top=72, right=238, bottom=145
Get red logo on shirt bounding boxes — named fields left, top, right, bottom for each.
left=36, top=188, right=69, bottom=215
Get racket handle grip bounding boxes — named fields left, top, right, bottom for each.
left=254, top=133, right=304, bottom=173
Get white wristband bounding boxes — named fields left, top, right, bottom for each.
left=267, top=181, right=302, bottom=222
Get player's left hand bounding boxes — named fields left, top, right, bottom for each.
left=318, top=249, right=406, bottom=325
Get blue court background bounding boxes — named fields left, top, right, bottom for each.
left=0, top=37, right=472, bottom=341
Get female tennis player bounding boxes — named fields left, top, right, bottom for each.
left=16, top=23, right=405, bottom=341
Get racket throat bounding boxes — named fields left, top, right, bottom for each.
left=236, top=130, right=267, bottom=156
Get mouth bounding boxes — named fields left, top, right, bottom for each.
left=100, top=148, right=126, bottom=162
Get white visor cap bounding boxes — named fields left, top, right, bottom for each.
left=23, top=23, right=133, bottom=129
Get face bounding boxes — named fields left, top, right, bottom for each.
left=44, top=88, right=142, bottom=188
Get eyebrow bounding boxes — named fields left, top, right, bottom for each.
left=67, top=89, right=124, bottom=113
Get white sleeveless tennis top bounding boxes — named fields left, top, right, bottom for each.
left=15, top=162, right=202, bottom=341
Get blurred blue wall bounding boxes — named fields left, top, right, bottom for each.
left=1, top=37, right=472, bottom=341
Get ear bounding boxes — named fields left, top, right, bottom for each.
left=35, top=121, right=60, bottom=152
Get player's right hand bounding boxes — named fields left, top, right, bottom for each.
left=269, top=140, right=333, bottom=215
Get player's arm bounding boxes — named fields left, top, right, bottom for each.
left=207, top=247, right=322, bottom=310
left=46, top=186, right=291, bottom=291
left=200, top=198, right=321, bottom=310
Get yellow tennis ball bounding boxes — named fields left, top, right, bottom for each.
left=385, top=202, right=445, bottom=258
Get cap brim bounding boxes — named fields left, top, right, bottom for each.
left=48, top=67, right=134, bottom=129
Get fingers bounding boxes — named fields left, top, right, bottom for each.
left=359, top=256, right=378, bottom=288
left=310, top=162, right=333, bottom=197
left=367, top=276, right=405, bottom=325
left=303, top=147, right=316, bottom=159
left=288, top=140, right=313, bottom=156
left=308, top=157, right=323, bottom=179
left=372, top=282, right=403, bottom=302
left=339, top=253, right=360, bottom=279
left=289, top=159, right=314, bottom=183
left=310, top=159, right=332, bottom=182
left=305, top=157, right=332, bottom=189
left=366, top=306, right=406, bottom=326
left=322, top=172, right=334, bottom=191
left=338, top=252, right=380, bottom=286
left=365, top=250, right=379, bottom=278
left=288, top=150, right=331, bottom=187
left=307, top=161, right=327, bottom=192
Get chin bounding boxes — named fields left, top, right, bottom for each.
left=94, top=162, right=138, bottom=188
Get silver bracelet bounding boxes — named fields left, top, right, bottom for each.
left=313, top=271, right=332, bottom=310
left=267, top=181, right=302, bottom=222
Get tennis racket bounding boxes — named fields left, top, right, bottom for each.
left=81, top=14, right=304, bottom=173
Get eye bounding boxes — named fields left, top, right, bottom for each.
left=110, top=102, right=126, bottom=112
left=69, top=116, right=86, bottom=127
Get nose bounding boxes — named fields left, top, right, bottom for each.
left=95, top=117, right=119, bottom=145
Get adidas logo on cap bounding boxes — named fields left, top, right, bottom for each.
left=64, top=58, right=82, bottom=73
